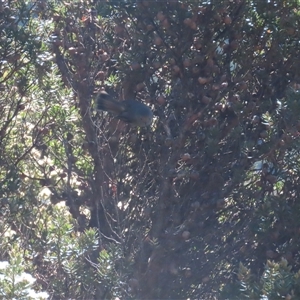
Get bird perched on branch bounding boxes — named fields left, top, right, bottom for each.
left=96, top=91, right=153, bottom=127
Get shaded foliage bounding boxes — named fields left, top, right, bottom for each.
left=1, top=0, right=300, bottom=299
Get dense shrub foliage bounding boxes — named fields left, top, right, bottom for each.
left=1, top=0, right=300, bottom=299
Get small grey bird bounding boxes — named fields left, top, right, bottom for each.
left=96, top=91, right=153, bottom=127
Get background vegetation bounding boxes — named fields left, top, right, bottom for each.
left=1, top=0, right=300, bottom=299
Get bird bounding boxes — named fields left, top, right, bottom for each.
left=96, top=91, right=153, bottom=127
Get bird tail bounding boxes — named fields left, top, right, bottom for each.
left=96, top=91, right=125, bottom=115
